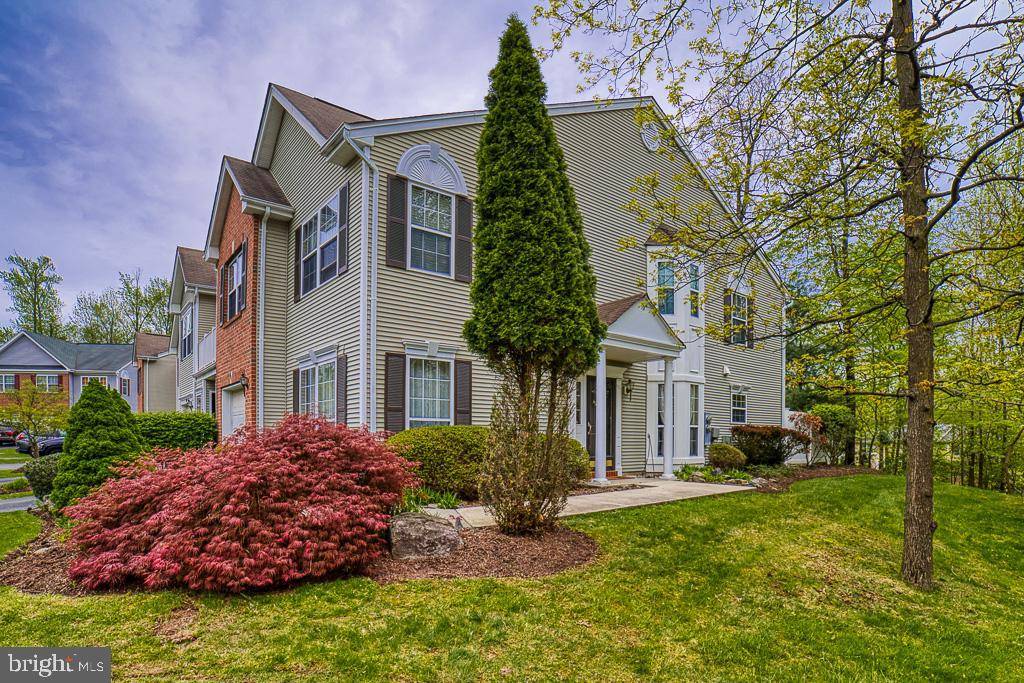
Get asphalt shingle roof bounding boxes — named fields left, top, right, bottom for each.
left=597, top=293, right=648, bottom=325
left=134, top=332, right=170, bottom=359
left=176, top=246, right=217, bottom=289
left=223, top=157, right=291, bottom=208
left=272, top=83, right=373, bottom=139
left=24, top=331, right=135, bottom=372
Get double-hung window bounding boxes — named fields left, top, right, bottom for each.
left=730, top=291, right=749, bottom=345
left=36, top=374, right=59, bottom=392
left=0, top=374, right=14, bottom=392
left=689, top=384, right=700, bottom=457
left=300, top=194, right=341, bottom=295
left=409, top=184, right=453, bottom=276
left=408, top=358, right=452, bottom=428
left=689, top=264, right=701, bottom=317
left=81, top=376, right=107, bottom=389
left=180, top=305, right=193, bottom=358
left=298, top=359, right=336, bottom=419
left=731, top=388, right=747, bottom=424
left=226, top=247, right=246, bottom=320
left=656, top=383, right=665, bottom=457
left=657, top=263, right=675, bottom=315
left=120, top=377, right=131, bottom=396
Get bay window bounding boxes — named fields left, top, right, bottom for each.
left=409, top=184, right=453, bottom=276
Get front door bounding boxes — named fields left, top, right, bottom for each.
left=586, top=376, right=616, bottom=473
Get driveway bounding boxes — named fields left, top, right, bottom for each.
left=0, top=496, right=38, bottom=513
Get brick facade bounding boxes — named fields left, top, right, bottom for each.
left=0, top=372, right=70, bottom=408
left=213, top=187, right=261, bottom=435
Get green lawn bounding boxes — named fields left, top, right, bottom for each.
left=0, top=446, right=30, bottom=464
left=1, top=475, right=1023, bottom=681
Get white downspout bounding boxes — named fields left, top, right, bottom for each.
left=356, top=160, right=370, bottom=425
left=344, top=130, right=380, bottom=430
left=780, top=300, right=788, bottom=425
left=257, top=206, right=270, bottom=428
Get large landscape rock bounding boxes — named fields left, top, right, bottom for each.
left=390, top=513, right=463, bottom=560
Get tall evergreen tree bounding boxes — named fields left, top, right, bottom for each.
left=465, top=15, right=603, bottom=532
left=50, top=382, right=143, bottom=510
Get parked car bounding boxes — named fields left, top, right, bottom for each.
left=0, top=426, right=15, bottom=445
left=15, top=432, right=64, bottom=455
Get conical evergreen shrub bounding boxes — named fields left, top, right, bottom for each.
left=50, top=381, right=143, bottom=510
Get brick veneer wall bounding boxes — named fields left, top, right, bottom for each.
left=0, top=372, right=70, bottom=408
left=214, top=187, right=261, bottom=436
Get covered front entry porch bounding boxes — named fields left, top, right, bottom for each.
left=581, top=294, right=684, bottom=482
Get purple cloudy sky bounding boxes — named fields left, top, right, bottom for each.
left=0, top=0, right=631, bottom=326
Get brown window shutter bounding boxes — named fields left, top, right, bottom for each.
left=338, top=184, right=350, bottom=276
left=293, top=227, right=302, bottom=303
left=384, top=352, right=406, bottom=432
left=13, top=374, right=19, bottom=390
left=238, top=242, right=248, bottom=312
left=220, top=266, right=228, bottom=323
left=454, top=196, right=473, bottom=283
left=723, top=289, right=733, bottom=344
left=746, top=296, right=755, bottom=348
left=57, top=374, right=65, bottom=390
left=292, top=369, right=299, bottom=413
left=454, top=359, right=472, bottom=425
left=385, top=175, right=408, bottom=268
left=336, top=354, right=347, bottom=424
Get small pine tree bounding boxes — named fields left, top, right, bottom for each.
left=465, top=15, right=603, bottom=532
left=50, top=381, right=143, bottom=510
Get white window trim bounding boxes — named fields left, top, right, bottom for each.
left=297, top=348, right=338, bottom=420
left=36, top=374, right=60, bottom=392
left=689, top=263, right=701, bottom=319
left=180, top=304, right=194, bottom=358
left=298, top=191, right=343, bottom=297
left=0, top=374, right=14, bottom=392
left=407, top=182, right=455, bottom=279
left=120, top=377, right=131, bottom=396
left=730, top=386, right=748, bottom=424
left=656, top=261, right=676, bottom=316
left=81, top=375, right=107, bottom=389
left=226, top=247, right=246, bottom=320
left=404, top=345, right=455, bottom=429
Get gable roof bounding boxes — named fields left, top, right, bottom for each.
left=134, top=332, right=170, bottom=359
left=203, top=156, right=294, bottom=260
left=598, top=293, right=648, bottom=326
left=15, top=331, right=134, bottom=372
left=272, top=84, right=373, bottom=140
left=176, top=246, right=216, bottom=289
left=223, top=157, right=291, bottom=207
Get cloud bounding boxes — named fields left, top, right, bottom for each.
left=0, top=0, right=634, bottom=327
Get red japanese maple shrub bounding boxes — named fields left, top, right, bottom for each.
left=65, top=414, right=418, bottom=593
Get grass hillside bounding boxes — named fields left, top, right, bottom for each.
left=1, top=475, right=1023, bottom=680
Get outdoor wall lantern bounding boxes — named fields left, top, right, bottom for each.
left=239, top=373, right=249, bottom=392
left=622, top=378, right=634, bottom=401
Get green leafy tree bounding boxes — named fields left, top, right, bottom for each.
left=70, top=288, right=124, bottom=343
left=0, top=254, right=65, bottom=338
left=0, top=383, right=69, bottom=457
left=50, top=382, right=143, bottom=511
left=464, top=15, right=604, bottom=532
left=119, top=269, right=171, bottom=336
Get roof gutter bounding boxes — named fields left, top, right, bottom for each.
left=343, top=128, right=379, bottom=429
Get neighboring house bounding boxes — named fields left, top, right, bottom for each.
left=198, top=83, right=786, bottom=478
left=128, top=332, right=175, bottom=413
left=0, top=331, right=134, bottom=408
left=167, top=246, right=218, bottom=416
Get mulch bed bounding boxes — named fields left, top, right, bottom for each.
left=368, top=526, right=599, bottom=583
left=568, top=482, right=646, bottom=496
left=0, top=510, right=88, bottom=596
left=756, top=465, right=877, bottom=493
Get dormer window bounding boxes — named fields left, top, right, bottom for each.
left=409, top=184, right=454, bottom=276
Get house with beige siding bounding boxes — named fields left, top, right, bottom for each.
left=167, top=247, right=218, bottom=416
left=197, top=83, right=786, bottom=478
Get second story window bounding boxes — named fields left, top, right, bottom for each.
left=300, top=194, right=341, bottom=296
left=657, top=263, right=675, bottom=315
left=730, top=291, right=749, bottom=345
left=689, top=264, right=701, bottom=317
left=224, top=245, right=247, bottom=321
left=180, top=305, right=193, bottom=358
left=36, top=374, right=59, bottom=392
left=409, top=184, right=453, bottom=276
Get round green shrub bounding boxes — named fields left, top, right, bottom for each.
left=135, top=411, right=217, bottom=451
left=1, top=476, right=30, bottom=494
left=562, top=436, right=592, bottom=482
left=22, top=455, right=58, bottom=498
left=707, top=443, right=746, bottom=470
left=50, top=382, right=143, bottom=511
left=388, top=426, right=490, bottom=500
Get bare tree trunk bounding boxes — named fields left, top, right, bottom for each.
left=894, top=0, right=936, bottom=589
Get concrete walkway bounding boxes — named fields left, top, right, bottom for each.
left=425, top=478, right=752, bottom=528
left=0, top=462, right=26, bottom=471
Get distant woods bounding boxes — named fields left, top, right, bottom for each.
left=0, top=253, right=170, bottom=344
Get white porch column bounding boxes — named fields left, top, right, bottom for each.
left=661, top=356, right=675, bottom=479
left=594, top=347, right=608, bottom=482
